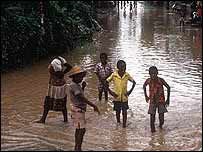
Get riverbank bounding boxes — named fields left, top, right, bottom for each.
left=1, top=1, right=102, bottom=72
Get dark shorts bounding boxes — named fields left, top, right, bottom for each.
left=98, top=82, right=108, bottom=92
left=113, top=101, right=129, bottom=112
left=148, top=103, right=168, bottom=115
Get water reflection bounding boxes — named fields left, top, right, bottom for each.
left=148, top=130, right=167, bottom=151
left=110, top=128, right=129, bottom=151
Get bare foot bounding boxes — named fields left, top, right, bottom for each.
left=34, top=120, right=45, bottom=123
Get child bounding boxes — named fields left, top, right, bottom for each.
left=68, top=66, right=100, bottom=151
left=35, top=56, right=72, bottom=123
left=179, top=9, right=185, bottom=26
left=95, top=53, right=113, bottom=102
left=143, top=66, right=170, bottom=133
left=106, top=60, right=136, bottom=128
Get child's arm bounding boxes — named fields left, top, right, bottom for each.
left=125, top=80, right=136, bottom=96
left=105, top=73, right=118, bottom=98
left=161, top=78, right=171, bottom=106
left=143, top=79, right=150, bottom=103
left=96, top=72, right=105, bottom=83
left=76, top=94, right=100, bottom=115
left=48, top=65, right=64, bottom=78
left=84, top=97, right=100, bottom=115
left=95, top=68, right=106, bottom=86
left=81, top=81, right=87, bottom=91
left=63, top=63, right=72, bottom=74
left=106, top=84, right=118, bottom=98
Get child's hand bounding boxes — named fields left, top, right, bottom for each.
left=112, top=92, right=118, bottom=98
left=165, top=99, right=170, bottom=107
left=145, top=96, right=150, bottom=103
left=125, top=91, right=131, bottom=97
left=82, top=81, right=87, bottom=89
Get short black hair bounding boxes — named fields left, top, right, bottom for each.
left=149, top=66, right=158, bottom=73
left=100, top=53, right=107, bottom=59
left=117, top=60, right=126, bottom=68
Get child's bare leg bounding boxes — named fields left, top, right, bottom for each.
left=36, top=107, right=49, bottom=123
left=122, top=110, right=127, bottom=128
left=159, top=113, right=164, bottom=129
left=75, top=129, right=79, bottom=151
left=79, top=128, right=86, bottom=150
left=150, top=114, right=156, bottom=132
left=75, top=128, right=86, bottom=151
left=104, top=91, right=108, bottom=101
left=98, top=90, right=102, bottom=101
left=62, top=108, right=68, bottom=122
left=116, top=110, right=121, bottom=123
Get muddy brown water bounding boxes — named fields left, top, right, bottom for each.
left=1, top=2, right=202, bottom=151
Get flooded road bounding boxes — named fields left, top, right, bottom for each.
left=1, top=2, right=202, bottom=151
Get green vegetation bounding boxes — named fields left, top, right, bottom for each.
left=1, top=1, right=101, bottom=71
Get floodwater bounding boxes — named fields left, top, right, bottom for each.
left=1, top=2, right=202, bottom=151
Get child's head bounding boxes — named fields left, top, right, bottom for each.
left=117, top=60, right=126, bottom=73
left=100, top=53, right=108, bottom=64
left=69, top=66, right=86, bottom=83
left=149, top=66, right=158, bottom=80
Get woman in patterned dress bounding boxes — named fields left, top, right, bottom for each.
left=36, top=56, right=72, bottom=123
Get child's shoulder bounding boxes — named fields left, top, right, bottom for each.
left=157, top=77, right=164, bottom=81
left=145, top=78, right=151, bottom=82
left=96, top=62, right=103, bottom=67
left=158, top=77, right=167, bottom=83
left=107, top=62, right=113, bottom=67
left=125, top=71, right=131, bottom=76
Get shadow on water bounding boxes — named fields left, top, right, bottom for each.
left=1, top=1, right=202, bottom=151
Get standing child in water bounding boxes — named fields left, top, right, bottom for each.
left=106, top=60, right=136, bottom=128
left=68, top=66, right=100, bottom=151
left=143, top=66, right=171, bottom=133
left=95, top=53, right=113, bottom=102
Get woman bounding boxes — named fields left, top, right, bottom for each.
left=36, top=56, right=72, bottom=123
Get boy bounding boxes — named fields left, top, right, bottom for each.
left=143, top=66, right=170, bottom=133
left=68, top=66, right=100, bottom=151
left=95, top=53, right=113, bottom=102
left=106, top=60, right=136, bottom=128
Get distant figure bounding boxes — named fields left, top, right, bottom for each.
left=35, top=56, right=72, bottom=123
left=190, top=1, right=197, bottom=21
left=143, top=66, right=171, bottom=133
left=172, top=2, right=177, bottom=12
left=124, top=1, right=126, bottom=10
left=106, top=60, right=136, bottom=128
left=130, top=1, right=133, bottom=12
left=68, top=66, right=100, bottom=151
left=133, top=1, right=136, bottom=8
left=123, top=9, right=126, bottom=18
left=95, top=53, right=113, bottom=102
left=179, top=9, right=186, bottom=26
left=197, top=3, right=202, bottom=22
